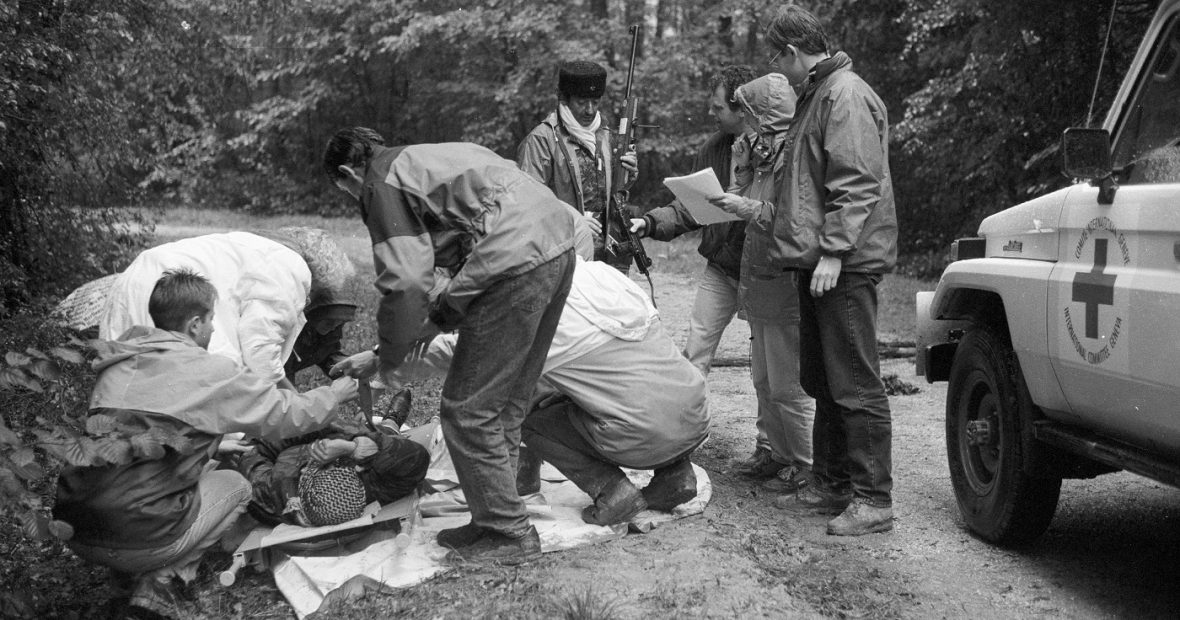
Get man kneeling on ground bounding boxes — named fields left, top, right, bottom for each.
left=333, top=257, right=711, bottom=529
left=54, top=269, right=358, bottom=620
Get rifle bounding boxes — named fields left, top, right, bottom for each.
left=606, top=24, right=655, bottom=293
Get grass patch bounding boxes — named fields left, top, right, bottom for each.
left=547, top=586, right=625, bottom=620
left=742, top=531, right=912, bottom=619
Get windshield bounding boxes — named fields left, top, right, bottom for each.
left=1111, top=13, right=1180, bottom=184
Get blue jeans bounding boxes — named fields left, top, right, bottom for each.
left=440, top=250, right=575, bottom=538
left=796, top=271, right=893, bottom=506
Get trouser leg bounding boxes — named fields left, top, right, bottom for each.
left=521, top=399, right=627, bottom=499
left=440, top=251, right=575, bottom=537
left=683, top=263, right=740, bottom=376
left=797, top=271, right=893, bottom=506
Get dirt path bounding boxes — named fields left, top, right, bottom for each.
left=26, top=236, right=1178, bottom=619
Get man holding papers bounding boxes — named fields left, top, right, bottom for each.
left=632, top=65, right=754, bottom=378
left=705, top=73, right=816, bottom=499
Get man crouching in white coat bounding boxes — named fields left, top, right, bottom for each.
left=332, top=256, right=711, bottom=528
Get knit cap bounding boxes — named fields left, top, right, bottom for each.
left=297, top=464, right=367, bottom=526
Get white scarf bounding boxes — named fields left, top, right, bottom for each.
left=558, top=102, right=601, bottom=157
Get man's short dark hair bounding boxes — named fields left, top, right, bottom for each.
left=767, top=5, right=830, bottom=56
left=322, top=127, right=386, bottom=180
left=710, top=65, right=757, bottom=111
left=149, top=268, right=217, bottom=332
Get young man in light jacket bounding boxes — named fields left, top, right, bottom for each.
left=56, top=269, right=357, bottom=619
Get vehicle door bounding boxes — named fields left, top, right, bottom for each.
left=1047, top=8, right=1180, bottom=453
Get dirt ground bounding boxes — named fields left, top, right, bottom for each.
left=328, top=270, right=1180, bottom=619
left=10, top=240, right=1180, bottom=619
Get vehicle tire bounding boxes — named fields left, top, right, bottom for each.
left=946, top=324, right=1061, bottom=545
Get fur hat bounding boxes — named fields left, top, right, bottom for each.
left=558, top=61, right=607, bottom=99
left=297, top=464, right=367, bottom=526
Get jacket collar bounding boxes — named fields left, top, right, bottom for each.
left=801, top=51, right=853, bottom=99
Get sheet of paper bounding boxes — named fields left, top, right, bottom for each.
left=662, top=169, right=742, bottom=225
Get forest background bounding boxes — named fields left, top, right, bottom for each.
left=0, top=0, right=1168, bottom=615
left=0, top=0, right=1164, bottom=313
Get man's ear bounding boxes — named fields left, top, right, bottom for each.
left=182, top=314, right=204, bottom=340
left=337, top=165, right=363, bottom=184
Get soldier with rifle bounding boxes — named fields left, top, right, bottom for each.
left=517, top=26, right=651, bottom=279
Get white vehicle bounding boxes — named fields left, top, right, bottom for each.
left=916, top=0, right=1180, bottom=545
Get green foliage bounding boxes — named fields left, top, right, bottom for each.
left=891, top=0, right=1156, bottom=275
left=0, top=334, right=95, bottom=545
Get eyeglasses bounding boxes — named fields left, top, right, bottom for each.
left=767, top=49, right=782, bottom=66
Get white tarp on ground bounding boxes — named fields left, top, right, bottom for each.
left=266, top=424, right=712, bottom=618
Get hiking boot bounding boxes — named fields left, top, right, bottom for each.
left=760, top=463, right=811, bottom=494
left=385, top=388, right=413, bottom=429
left=581, top=477, right=647, bottom=526
left=445, top=525, right=542, bottom=566
left=827, top=500, right=894, bottom=536
left=734, top=447, right=785, bottom=479
left=642, top=459, right=697, bottom=511
left=773, top=484, right=852, bottom=514
left=515, top=445, right=543, bottom=496
left=436, top=521, right=486, bottom=549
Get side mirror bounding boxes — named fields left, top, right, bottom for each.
left=1062, top=127, right=1117, bottom=204
left=1061, top=127, right=1113, bottom=180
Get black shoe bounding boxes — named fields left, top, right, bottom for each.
left=437, top=521, right=486, bottom=549
left=581, top=477, right=647, bottom=526
left=516, top=445, right=542, bottom=496
left=734, top=447, right=785, bottom=479
left=384, top=388, right=413, bottom=429
left=642, top=460, right=697, bottom=511
left=445, top=525, right=542, bottom=566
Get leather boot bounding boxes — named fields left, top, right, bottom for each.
left=581, top=477, right=647, bottom=526
left=516, top=444, right=543, bottom=496
left=642, top=459, right=697, bottom=511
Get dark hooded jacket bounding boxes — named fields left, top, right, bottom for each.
left=640, top=131, right=748, bottom=280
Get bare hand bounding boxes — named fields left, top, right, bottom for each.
left=309, top=438, right=355, bottom=465
left=217, top=437, right=254, bottom=456
left=582, top=213, right=602, bottom=235
left=810, top=255, right=842, bottom=297
left=620, top=151, right=638, bottom=174
left=329, top=350, right=378, bottom=379
left=708, top=193, right=758, bottom=221
left=630, top=218, right=647, bottom=234
left=329, top=376, right=359, bottom=403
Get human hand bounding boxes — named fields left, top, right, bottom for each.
left=329, top=350, right=378, bottom=379
left=708, top=193, right=758, bottom=221
left=217, top=437, right=254, bottom=456
left=620, top=150, right=638, bottom=174
left=329, top=376, right=359, bottom=404
left=809, top=255, right=842, bottom=297
left=582, top=213, right=602, bottom=235
left=629, top=218, right=647, bottom=235
left=731, top=136, right=751, bottom=168
left=309, top=438, right=356, bottom=465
